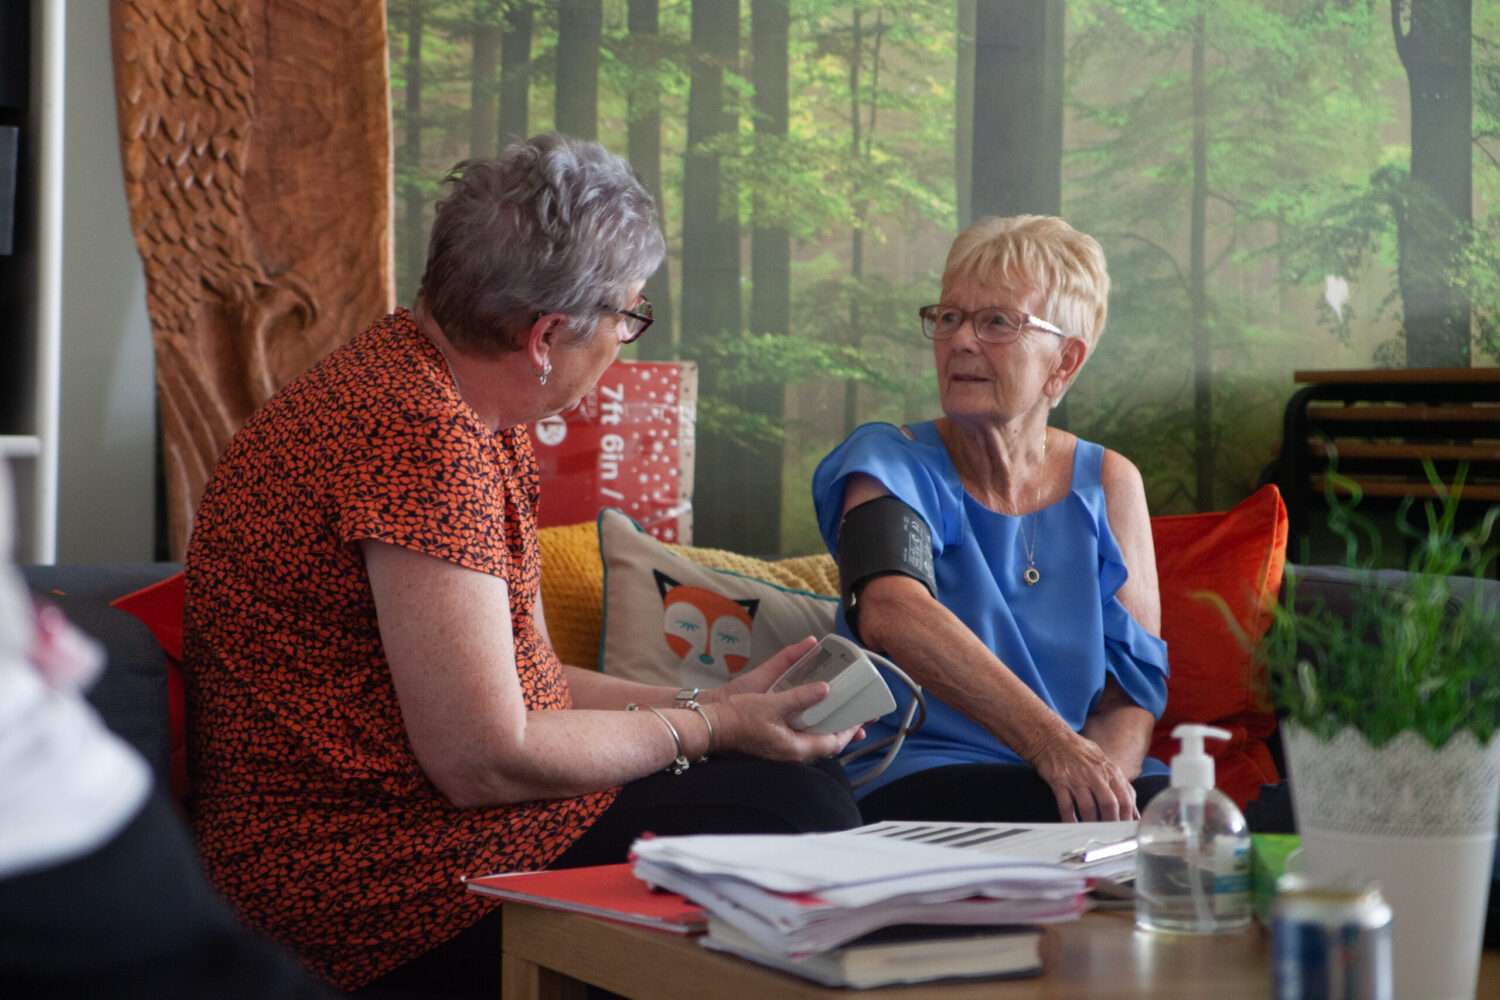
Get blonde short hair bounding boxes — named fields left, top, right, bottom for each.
left=942, top=215, right=1109, bottom=353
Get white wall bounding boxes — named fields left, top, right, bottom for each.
left=55, top=1, right=155, bottom=563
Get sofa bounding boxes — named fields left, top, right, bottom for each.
left=22, top=562, right=184, bottom=796
left=20, top=483, right=1500, bottom=945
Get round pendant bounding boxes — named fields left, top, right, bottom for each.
left=1023, top=565, right=1040, bottom=586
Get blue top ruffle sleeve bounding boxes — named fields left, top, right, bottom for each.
left=811, top=421, right=1170, bottom=797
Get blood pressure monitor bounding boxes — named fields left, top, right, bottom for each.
left=768, top=633, right=899, bottom=734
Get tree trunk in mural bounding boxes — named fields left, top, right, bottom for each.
left=955, top=0, right=975, bottom=228
left=111, top=0, right=393, bottom=558
left=1392, top=0, right=1472, bottom=367
left=499, top=2, right=533, bottom=146
left=841, top=9, right=868, bottom=439
left=742, top=0, right=790, bottom=553
left=403, top=2, right=426, bottom=296
left=556, top=0, right=601, bottom=140
left=471, top=2, right=500, bottom=157
left=680, top=0, right=741, bottom=549
left=1190, top=13, right=1213, bottom=512
left=969, top=0, right=1065, bottom=426
left=969, top=0, right=1063, bottom=220
left=627, top=0, right=674, bottom=359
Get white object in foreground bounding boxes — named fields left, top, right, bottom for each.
left=1284, top=724, right=1500, bottom=1000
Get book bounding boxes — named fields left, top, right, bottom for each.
left=463, top=862, right=707, bottom=934
left=701, top=916, right=1044, bottom=988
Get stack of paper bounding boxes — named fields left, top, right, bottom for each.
left=630, top=830, right=1088, bottom=958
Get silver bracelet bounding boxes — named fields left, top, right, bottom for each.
left=682, top=700, right=713, bottom=761
left=627, top=703, right=691, bottom=775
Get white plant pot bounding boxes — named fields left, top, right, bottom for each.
left=1283, top=724, right=1500, bottom=1000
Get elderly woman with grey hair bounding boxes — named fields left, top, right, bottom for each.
left=185, top=134, right=862, bottom=999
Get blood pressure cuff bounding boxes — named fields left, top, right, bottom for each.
left=837, top=495, right=936, bottom=643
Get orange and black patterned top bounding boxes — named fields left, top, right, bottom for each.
left=184, top=309, right=618, bottom=989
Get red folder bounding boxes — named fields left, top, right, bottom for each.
left=463, top=862, right=707, bottom=934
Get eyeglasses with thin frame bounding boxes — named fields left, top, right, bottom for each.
left=918, top=304, right=1068, bottom=344
left=610, top=294, right=654, bottom=344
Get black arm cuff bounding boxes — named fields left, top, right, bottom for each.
left=836, top=494, right=936, bottom=644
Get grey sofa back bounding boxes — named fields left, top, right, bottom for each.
left=1282, top=562, right=1500, bottom=624
left=22, top=564, right=183, bottom=792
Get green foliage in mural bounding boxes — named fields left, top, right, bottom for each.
left=1062, top=0, right=1499, bottom=514
left=386, top=0, right=1500, bottom=549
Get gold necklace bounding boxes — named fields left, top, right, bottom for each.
left=419, top=313, right=463, bottom=397
left=1022, top=435, right=1046, bottom=586
left=432, top=341, right=461, bottom=397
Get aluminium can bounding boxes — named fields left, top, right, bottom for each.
left=1271, top=874, right=1392, bottom=1000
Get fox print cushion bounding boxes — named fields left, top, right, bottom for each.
left=596, top=508, right=839, bottom=690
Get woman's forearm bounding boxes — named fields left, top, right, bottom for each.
left=853, top=549, right=1144, bottom=822
left=1080, top=694, right=1154, bottom=780
left=856, top=575, right=1074, bottom=762
left=442, top=670, right=852, bottom=808
left=561, top=664, right=682, bottom=710
left=444, top=704, right=716, bottom=806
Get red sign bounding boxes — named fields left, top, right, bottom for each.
left=530, top=361, right=697, bottom=543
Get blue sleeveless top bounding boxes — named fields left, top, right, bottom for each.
left=812, top=421, right=1170, bottom=797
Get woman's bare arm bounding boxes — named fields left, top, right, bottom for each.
left=842, top=473, right=1137, bottom=821
left=1081, top=449, right=1162, bottom=779
left=363, top=540, right=855, bottom=809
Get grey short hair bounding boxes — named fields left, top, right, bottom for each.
left=418, top=133, right=666, bottom=354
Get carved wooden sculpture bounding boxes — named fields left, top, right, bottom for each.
left=111, top=1, right=394, bottom=556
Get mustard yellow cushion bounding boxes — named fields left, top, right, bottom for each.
left=659, top=544, right=838, bottom=599
left=537, top=521, right=606, bottom=669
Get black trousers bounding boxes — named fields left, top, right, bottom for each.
left=0, top=790, right=334, bottom=1000
left=353, top=756, right=861, bottom=999
left=857, top=762, right=1171, bottom=824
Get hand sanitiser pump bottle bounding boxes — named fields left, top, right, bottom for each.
left=1135, top=724, right=1251, bottom=934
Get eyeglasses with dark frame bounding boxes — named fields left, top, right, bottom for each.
left=609, top=294, right=654, bottom=344
left=918, top=304, right=1068, bottom=344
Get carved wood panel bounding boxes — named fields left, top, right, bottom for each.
left=112, top=0, right=394, bottom=557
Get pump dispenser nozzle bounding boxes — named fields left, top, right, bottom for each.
left=1169, top=723, right=1230, bottom=790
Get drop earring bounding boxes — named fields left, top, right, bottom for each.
left=538, top=362, right=551, bottom=386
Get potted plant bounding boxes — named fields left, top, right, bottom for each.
left=1259, top=465, right=1500, bottom=1000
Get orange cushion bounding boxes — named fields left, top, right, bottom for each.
left=112, top=571, right=189, bottom=802
left=1148, top=484, right=1287, bottom=808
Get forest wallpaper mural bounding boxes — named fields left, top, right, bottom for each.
left=384, top=0, right=1498, bottom=555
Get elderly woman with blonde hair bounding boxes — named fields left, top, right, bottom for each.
left=814, top=215, right=1170, bottom=824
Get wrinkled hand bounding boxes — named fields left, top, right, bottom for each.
left=1030, top=729, right=1138, bottom=822
left=698, top=637, right=863, bottom=763
left=712, top=636, right=819, bottom=700
left=709, top=680, right=863, bottom=763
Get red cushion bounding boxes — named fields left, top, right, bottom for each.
left=111, top=571, right=189, bottom=802
left=1148, top=484, right=1287, bottom=808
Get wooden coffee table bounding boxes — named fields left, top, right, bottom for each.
left=496, top=905, right=1166, bottom=998
left=501, top=903, right=1500, bottom=999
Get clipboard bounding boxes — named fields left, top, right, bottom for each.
left=1060, top=836, right=1138, bottom=867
